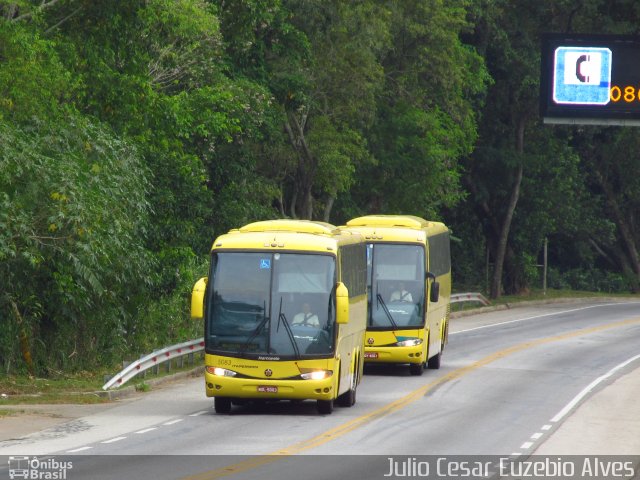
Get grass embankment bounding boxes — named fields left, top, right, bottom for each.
left=494, top=288, right=638, bottom=304
left=0, top=358, right=203, bottom=405
left=0, top=373, right=110, bottom=405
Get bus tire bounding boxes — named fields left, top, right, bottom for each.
left=317, top=399, right=334, bottom=414
left=215, top=397, right=232, bottom=414
left=409, top=362, right=424, bottom=376
left=337, top=368, right=357, bottom=407
left=428, top=331, right=444, bottom=369
left=427, top=350, right=441, bottom=369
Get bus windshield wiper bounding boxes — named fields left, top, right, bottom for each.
left=276, top=297, right=301, bottom=359
left=376, top=293, right=399, bottom=329
left=239, top=302, right=269, bottom=354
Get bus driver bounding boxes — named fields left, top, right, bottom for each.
left=390, top=282, right=413, bottom=303
left=292, top=303, right=320, bottom=327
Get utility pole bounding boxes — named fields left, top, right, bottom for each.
left=543, top=237, right=548, bottom=295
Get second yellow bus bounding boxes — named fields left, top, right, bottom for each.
left=343, top=215, right=451, bottom=375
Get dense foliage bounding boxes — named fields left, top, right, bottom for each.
left=1, top=0, right=639, bottom=375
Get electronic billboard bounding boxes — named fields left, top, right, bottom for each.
left=540, top=34, right=640, bottom=125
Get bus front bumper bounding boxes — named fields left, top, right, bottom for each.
left=363, top=345, right=424, bottom=364
left=205, top=371, right=336, bottom=401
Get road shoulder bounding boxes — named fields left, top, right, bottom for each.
left=534, top=366, right=640, bottom=455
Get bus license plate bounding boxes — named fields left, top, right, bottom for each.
left=257, top=386, right=278, bottom=393
left=365, top=352, right=378, bottom=359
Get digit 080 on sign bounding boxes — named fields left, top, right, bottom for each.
left=609, top=85, right=640, bottom=103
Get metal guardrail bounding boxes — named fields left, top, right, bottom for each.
left=102, top=338, right=204, bottom=390
left=451, top=292, right=491, bottom=306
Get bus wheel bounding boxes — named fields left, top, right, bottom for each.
left=427, top=350, right=441, bottom=369
left=317, top=399, right=334, bottom=414
left=337, top=370, right=357, bottom=407
left=409, top=362, right=424, bottom=376
left=215, top=397, right=232, bottom=414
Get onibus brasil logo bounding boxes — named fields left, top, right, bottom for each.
left=8, top=457, right=73, bottom=480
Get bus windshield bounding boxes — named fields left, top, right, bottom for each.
left=367, top=244, right=426, bottom=328
left=206, top=252, right=336, bottom=358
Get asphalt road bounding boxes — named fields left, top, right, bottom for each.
left=2, top=300, right=640, bottom=480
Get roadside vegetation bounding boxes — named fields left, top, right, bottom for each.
left=2, top=1, right=640, bottom=378
left=0, top=356, right=204, bottom=404
left=0, top=374, right=110, bottom=405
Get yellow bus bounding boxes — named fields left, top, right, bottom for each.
left=191, top=220, right=367, bottom=414
left=343, top=215, right=451, bottom=375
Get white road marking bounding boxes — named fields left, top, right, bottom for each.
left=541, top=424, right=552, bottom=430
left=451, top=303, right=640, bottom=334
left=189, top=411, right=208, bottom=417
left=531, top=432, right=543, bottom=440
left=162, top=419, right=184, bottom=426
left=520, top=442, right=533, bottom=449
left=67, top=446, right=93, bottom=452
left=101, top=436, right=127, bottom=444
left=135, top=427, right=158, bottom=434
left=551, top=353, right=640, bottom=422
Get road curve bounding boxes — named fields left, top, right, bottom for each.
left=1, top=300, right=639, bottom=480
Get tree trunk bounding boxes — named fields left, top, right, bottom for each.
left=284, top=110, right=317, bottom=220
left=289, top=183, right=298, bottom=219
left=490, top=118, right=525, bottom=299
left=593, top=169, right=640, bottom=288
left=323, top=194, right=335, bottom=223
left=276, top=185, right=286, bottom=217
left=9, top=297, right=35, bottom=376
left=302, top=187, right=313, bottom=219
left=503, top=245, right=528, bottom=295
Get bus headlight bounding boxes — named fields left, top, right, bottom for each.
left=300, top=370, right=333, bottom=380
left=207, top=366, right=237, bottom=377
left=395, top=338, right=423, bottom=347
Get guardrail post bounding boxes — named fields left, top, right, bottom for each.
left=153, top=350, right=160, bottom=375
left=140, top=354, right=146, bottom=378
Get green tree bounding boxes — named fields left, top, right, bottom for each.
left=462, top=0, right=567, bottom=298
left=571, top=129, right=640, bottom=292
left=349, top=0, right=488, bottom=219
left=0, top=116, right=153, bottom=373
left=279, top=0, right=385, bottom=220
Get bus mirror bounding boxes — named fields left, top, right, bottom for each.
left=336, top=282, right=349, bottom=324
left=426, top=271, right=436, bottom=281
left=191, top=277, right=207, bottom=319
left=430, top=281, right=440, bottom=303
